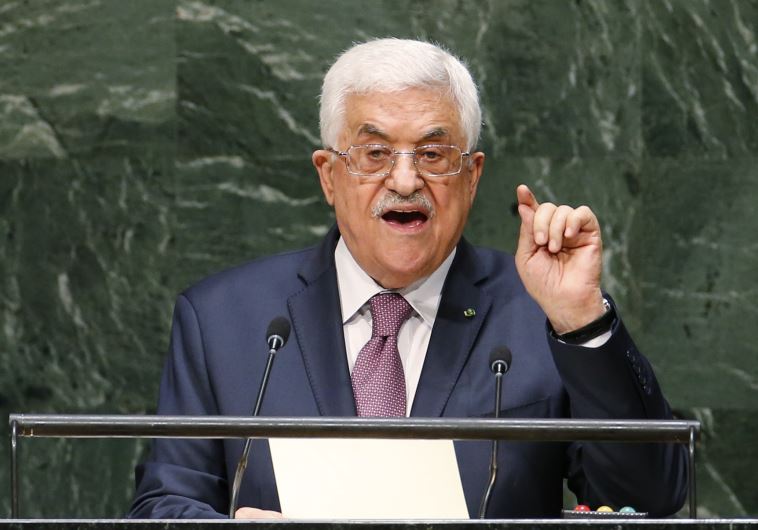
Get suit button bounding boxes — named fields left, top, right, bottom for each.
left=634, top=364, right=642, bottom=375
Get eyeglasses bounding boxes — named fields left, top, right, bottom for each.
left=328, top=144, right=470, bottom=178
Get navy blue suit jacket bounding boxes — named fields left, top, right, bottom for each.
left=129, top=228, right=686, bottom=519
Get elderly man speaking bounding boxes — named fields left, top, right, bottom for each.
left=129, top=38, right=686, bottom=519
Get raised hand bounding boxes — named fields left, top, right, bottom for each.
left=514, top=184, right=606, bottom=335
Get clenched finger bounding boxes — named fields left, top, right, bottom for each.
left=547, top=205, right=573, bottom=253
left=564, top=205, right=597, bottom=239
left=532, top=202, right=557, bottom=246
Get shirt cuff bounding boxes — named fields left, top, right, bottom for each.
left=573, top=329, right=613, bottom=348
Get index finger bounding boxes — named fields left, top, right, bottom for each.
left=516, top=184, right=539, bottom=210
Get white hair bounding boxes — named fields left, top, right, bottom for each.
left=319, top=38, right=482, bottom=151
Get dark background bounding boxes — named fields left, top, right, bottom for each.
left=1, top=0, right=756, bottom=518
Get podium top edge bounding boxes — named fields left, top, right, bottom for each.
left=7, top=415, right=700, bottom=443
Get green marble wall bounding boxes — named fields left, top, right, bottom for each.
left=1, top=0, right=756, bottom=519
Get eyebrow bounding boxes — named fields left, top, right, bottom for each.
left=356, top=124, right=390, bottom=141
left=355, top=124, right=451, bottom=143
left=421, top=127, right=450, bottom=141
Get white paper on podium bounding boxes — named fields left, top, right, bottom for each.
left=269, top=438, right=469, bottom=520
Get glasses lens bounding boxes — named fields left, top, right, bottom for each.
left=348, top=145, right=393, bottom=176
left=415, top=145, right=461, bottom=176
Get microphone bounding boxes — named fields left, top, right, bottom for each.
left=490, top=347, right=511, bottom=376
left=478, top=346, right=513, bottom=519
left=229, top=316, right=291, bottom=518
left=266, top=316, right=290, bottom=353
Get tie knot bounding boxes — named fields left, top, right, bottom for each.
left=369, top=292, right=412, bottom=338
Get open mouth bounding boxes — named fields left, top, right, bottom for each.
left=381, top=210, right=429, bottom=229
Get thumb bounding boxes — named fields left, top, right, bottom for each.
left=516, top=202, right=537, bottom=258
left=516, top=184, right=538, bottom=209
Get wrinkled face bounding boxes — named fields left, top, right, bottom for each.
left=313, top=88, right=484, bottom=289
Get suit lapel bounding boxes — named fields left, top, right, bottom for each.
left=287, top=230, right=492, bottom=418
left=411, top=239, right=492, bottom=417
left=287, top=228, right=356, bottom=417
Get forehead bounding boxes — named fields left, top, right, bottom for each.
left=341, top=88, right=464, bottom=144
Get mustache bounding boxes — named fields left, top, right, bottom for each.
left=371, top=191, right=435, bottom=219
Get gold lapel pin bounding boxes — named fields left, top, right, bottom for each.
left=463, top=308, right=476, bottom=318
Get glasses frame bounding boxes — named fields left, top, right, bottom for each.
left=328, top=144, right=471, bottom=178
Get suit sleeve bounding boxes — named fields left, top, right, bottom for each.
left=549, top=308, right=688, bottom=516
left=128, top=294, right=228, bottom=519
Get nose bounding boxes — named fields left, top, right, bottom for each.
left=385, top=153, right=424, bottom=197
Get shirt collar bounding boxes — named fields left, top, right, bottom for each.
left=334, top=237, right=456, bottom=327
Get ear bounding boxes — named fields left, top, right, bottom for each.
left=312, top=149, right=335, bottom=206
left=466, top=151, right=485, bottom=205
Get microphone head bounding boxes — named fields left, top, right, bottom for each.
left=489, top=346, right=512, bottom=374
left=266, top=316, right=291, bottom=348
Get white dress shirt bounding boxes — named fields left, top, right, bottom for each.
left=334, top=237, right=455, bottom=416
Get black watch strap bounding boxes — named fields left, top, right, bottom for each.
left=553, top=298, right=615, bottom=345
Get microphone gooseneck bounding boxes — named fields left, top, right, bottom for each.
left=229, top=316, right=291, bottom=519
left=478, top=346, right=513, bottom=519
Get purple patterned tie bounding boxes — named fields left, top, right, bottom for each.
left=351, top=293, right=413, bottom=417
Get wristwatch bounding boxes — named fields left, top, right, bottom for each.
left=553, top=298, right=615, bottom=345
